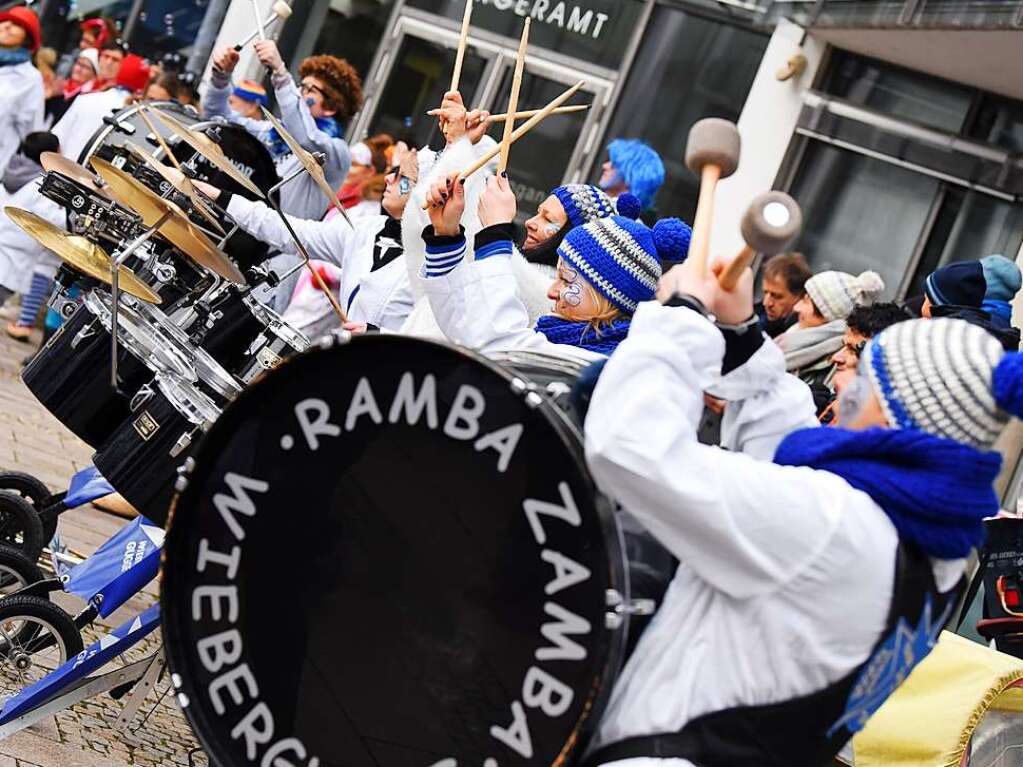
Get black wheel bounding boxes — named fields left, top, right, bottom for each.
left=0, top=473, right=56, bottom=543
left=0, top=595, right=82, bottom=702
left=0, top=493, right=44, bottom=563
left=0, top=544, right=44, bottom=597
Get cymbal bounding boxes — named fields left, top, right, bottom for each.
left=40, top=152, right=112, bottom=199
left=5, top=207, right=161, bottom=304
left=259, top=106, right=352, bottom=229
left=91, top=157, right=247, bottom=286
left=126, top=143, right=226, bottom=234
left=147, top=106, right=265, bottom=200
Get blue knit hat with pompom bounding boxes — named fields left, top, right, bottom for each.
left=865, top=317, right=1023, bottom=449
left=551, top=184, right=615, bottom=229
left=557, top=216, right=691, bottom=314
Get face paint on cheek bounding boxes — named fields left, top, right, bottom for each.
left=305, top=97, right=317, bottom=109
left=837, top=374, right=870, bottom=424
left=559, top=282, right=583, bottom=307
left=541, top=221, right=561, bottom=237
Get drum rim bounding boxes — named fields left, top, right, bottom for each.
left=241, top=293, right=310, bottom=350
left=160, top=333, right=631, bottom=766
left=78, top=100, right=199, bottom=167
left=155, top=372, right=221, bottom=426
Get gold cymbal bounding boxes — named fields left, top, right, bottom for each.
left=126, top=143, right=226, bottom=234
left=260, top=106, right=352, bottom=229
left=147, top=105, right=265, bottom=199
left=5, top=207, right=161, bottom=304
left=39, top=152, right=112, bottom=199
left=91, top=157, right=246, bottom=286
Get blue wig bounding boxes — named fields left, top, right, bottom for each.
left=606, top=139, right=665, bottom=210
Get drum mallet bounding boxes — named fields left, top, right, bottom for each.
left=684, top=118, right=741, bottom=277
left=234, top=1, right=292, bottom=50
left=718, top=191, right=803, bottom=291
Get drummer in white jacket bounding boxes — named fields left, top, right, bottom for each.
left=580, top=256, right=1023, bottom=765
left=0, top=7, right=44, bottom=179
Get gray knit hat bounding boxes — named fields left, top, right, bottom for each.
left=865, top=318, right=1017, bottom=448
left=805, top=270, right=885, bottom=323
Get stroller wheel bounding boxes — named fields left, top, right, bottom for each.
left=0, top=473, right=56, bottom=543
left=0, top=545, right=44, bottom=597
left=0, top=493, right=44, bottom=563
left=0, top=595, right=82, bottom=702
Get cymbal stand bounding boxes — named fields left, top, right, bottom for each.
left=109, top=211, right=173, bottom=388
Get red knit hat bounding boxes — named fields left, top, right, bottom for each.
left=80, top=18, right=110, bottom=47
left=115, top=53, right=150, bottom=94
left=0, top=7, right=41, bottom=53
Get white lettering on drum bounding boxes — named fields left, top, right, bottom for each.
left=295, top=399, right=341, bottom=450
left=389, top=373, right=439, bottom=429
left=522, top=482, right=581, bottom=545
left=490, top=701, right=533, bottom=759
left=444, top=385, right=486, bottom=441
left=537, top=602, right=590, bottom=662
left=541, top=549, right=591, bottom=595
left=474, top=424, right=523, bottom=473
left=212, top=473, right=269, bottom=542
left=346, top=377, right=384, bottom=431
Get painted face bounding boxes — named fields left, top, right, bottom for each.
left=794, top=294, right=827, bottom=329
left=762, top=276, right=800, bottom=322
left=299, top=77, right=335, bottom=119
left=831, top=328, right=868, bottom=371
left=0, top=21, right=26, bottom=50
left=382, top=167, right=415, bottom=218
left=547, top=258, right=603, bottom=322
left=523, top=195, right=568, bottom=251
left=836, top=353, right=889, bottom=430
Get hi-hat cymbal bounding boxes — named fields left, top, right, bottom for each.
left=126, top=143, right=226, bottom=234
left=147, top=106, right=265, bottom=199
left=91, top=157, right=246, bottom=286
left=260, top=106, right=352, bottom=228
left=5, top=207, right=161, bottom=304
left=40, top=152, right=112, bottom=199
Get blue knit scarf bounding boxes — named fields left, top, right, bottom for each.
left=0, top=48, right=30, bottom=67
left=774, top=427, right=1001, bottom=559
left=267, top=115, right=341, bottom=159
left=535, top=315, right=631, bottom=356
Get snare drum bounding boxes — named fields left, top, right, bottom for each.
left=93, top=374, right=220, bottom=525
left=162, top=335, right=672, bottom=767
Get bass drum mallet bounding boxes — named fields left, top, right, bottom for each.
left=684, top=118, right=741, bottom=277
left=234, top=1, right=292, bottom=51
left=718, top=191, right=803, bottom=290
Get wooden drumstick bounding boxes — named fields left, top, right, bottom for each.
left=718, top=191, right=803, bottom=291
left=499, top=19, right=530, bottom=174
left=421, top=80, right=585, bottom=210
left=450, top=0, right=474, bottom=93
left=138, top=104, right=186, bottom=175
left=684, top=118, right=741, bottom=277
left=490, top=105, right=588, bottom=122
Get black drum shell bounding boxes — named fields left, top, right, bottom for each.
left=21, top=303, right=152, bottom=448
left=194, top=289, right=266, bottom=374
left=92, top=389, right=198, bottom=526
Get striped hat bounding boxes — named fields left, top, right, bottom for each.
left=865, top=318, right=1023, bottom=449
left=232, top=80, right=269, bottom=106
left=805, top=270, right=885, bottom=323
left=552, top=185, right=615, bottom=228
left=557, top=215, right=690, bottom=314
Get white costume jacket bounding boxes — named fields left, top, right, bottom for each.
left=0, top=61, right=43, bottom=178
left=51, top=88, right=130, bottom=164
left=0, top=178, right=65, bottom=293
left=582, top=302, right=964, bottom=766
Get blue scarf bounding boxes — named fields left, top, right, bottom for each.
left=774, top=427, right=1001, bottom=559
left=267, top=115, right=341, bottom=159
left=983, top=298, right=1013, bottom=329
left=0, top=48, right=30, bottom=67
left=535, top=315, right=631, bottom=356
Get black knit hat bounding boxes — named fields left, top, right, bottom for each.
left=925, top=261, right=986, bottom=309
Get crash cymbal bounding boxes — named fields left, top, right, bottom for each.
left=260, top=106, right=353, bottom=229
left=40, top=152, right=112, bottom=199
left=126, top=143, right=226, bottom=234
left=91, top=157, right=246, bottom=286
left=5, top=207, right=161, bottom=304
left=147, top=106, right=265, bottom=199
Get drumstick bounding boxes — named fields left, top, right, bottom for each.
left=499, top=19, right=530, bottom=174
left=450, top=0, right=474, bottom=93
left=251, top=0, right=267, bottom=40
left=422, top=80, right=585, bottom=210
left=717, top=246, right=756, bottom=291
left=138, top=104, right=186, bottom=175
left=490, top=105, right=588, bottom=122
left=718, top=191, right=802, bottom=291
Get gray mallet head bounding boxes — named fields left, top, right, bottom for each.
left=272, top=1, right=292, bottom=19
left=685, top=118, right=741, bottom=179
left=740, top=191, right=802, bottom=254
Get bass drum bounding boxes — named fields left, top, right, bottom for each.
left=162, top=335, right=673, bottom=767
left=77, top=100, right=200, bottom=167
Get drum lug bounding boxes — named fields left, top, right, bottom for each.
left=151, top=261, right=177, bottom=284
left=604, top=589, right=657, bottom=630
left=510, top=378, right=544, bottom=409
left=169, top=432, right=193, bottom=459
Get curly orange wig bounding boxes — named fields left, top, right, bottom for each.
left=299, top=55, right=364, bottom=123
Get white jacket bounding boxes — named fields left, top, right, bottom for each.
left=225, top=195, right=413, bottom=331
left=51, top=88, right=129, bottom=164
left=0, top=178, right=65, bottom=293
left=0, top=61, right=43, bottom=178
left=583, top=302, right=964, bottom=766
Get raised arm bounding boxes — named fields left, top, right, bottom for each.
left=203, top=47, right=271, bottom=135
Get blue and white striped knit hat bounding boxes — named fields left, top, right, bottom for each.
left=552, top=185, right=614, bottom=229
left=865, top=317, right=1023, bottom=449
left=557, top=215, right=691, bottom=314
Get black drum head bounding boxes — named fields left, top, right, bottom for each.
left=162, top=335, right=626, bottom=767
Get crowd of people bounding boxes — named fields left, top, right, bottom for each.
left=0, top=6, right=1020, bottom=762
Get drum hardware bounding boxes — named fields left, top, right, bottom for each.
left=130, top=383, right=156, bottom=412
left=101, top=114, right=136, bottom=136
left=604, top=589, right=657, bottom=630
left=39, top=152, right=112, bottom=199
left=126, top=143, right=225, bottom=234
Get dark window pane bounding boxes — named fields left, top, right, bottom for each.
left=310, top=0, right=397, bottom=79
left=594, top=6, right=768, bottom=221
left=970, top=96, right=1023, bottom=154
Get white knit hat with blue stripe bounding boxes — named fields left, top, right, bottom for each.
left=557, top=215, right=690, bottom=314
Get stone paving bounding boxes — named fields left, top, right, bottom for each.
left=0, top=318, right=205, bottom=767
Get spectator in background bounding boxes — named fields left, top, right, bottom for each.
left=45, top=48, right=97, bottom=124
left=0, top=6, right=44, bottom=180
left=335, top=134, right=393, bottom=219
left=599, top=138, right=665, bottom=221
left=226, top=79, right=268, bottom=119
left=757, top=252, right=811, bottom=338
left=922, top=260, right=1020, bottom=351
left=81, top=39, right=125, bottom=94
left=981, top=254, right=1021, bottom=329
left=56, top=17, right=115, bottom=78
left=145, top=71, right=185, bottom=103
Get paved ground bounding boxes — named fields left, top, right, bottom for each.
left=0, top=316, right=205, bottom=767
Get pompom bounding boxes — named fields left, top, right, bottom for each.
left=615, top=193, right=643, bottom=221
left=993, top=352, right=1023, bottom=419
left=652, top=217, right=692, bottom=263
left=855, top=270, right=886, bottom=300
